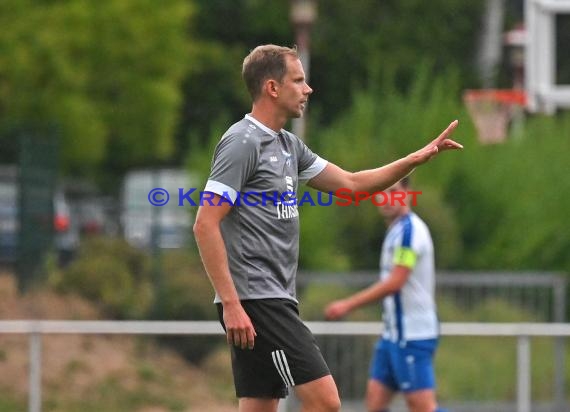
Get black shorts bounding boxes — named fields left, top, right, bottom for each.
left=216, top=298, right=330, bottom=398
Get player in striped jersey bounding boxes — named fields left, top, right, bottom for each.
left=325, top=178, right=446, bottom=412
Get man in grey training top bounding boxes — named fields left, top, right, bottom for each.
left=193, top=44, right=462, bottom=412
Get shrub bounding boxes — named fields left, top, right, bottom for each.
left=51, top=236, right=153, bottom=318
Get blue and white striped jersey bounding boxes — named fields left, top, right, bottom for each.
left=380, top=212, right=439, bottom=343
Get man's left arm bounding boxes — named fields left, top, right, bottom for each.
left=307, top=158, right=415, bottom=196
left=308, top=120, right=461, bottom=195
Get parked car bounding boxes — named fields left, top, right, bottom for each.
left=74, top=196, right=119, bottom=236
left=121, top=169, right=195, bottom=249
left=0, top=165, right=82, bottom=267
left=53, top=188, right=80, bottom=267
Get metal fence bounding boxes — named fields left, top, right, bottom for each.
left=298, top=271, right=567, bottom=322
left=297, top=270, right=568, bottom=409
left=1, top=320, right=569, bottom=412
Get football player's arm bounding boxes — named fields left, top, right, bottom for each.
left=324, top=246, right=417, bottom=320
left=324, top=266, right=411, bottom=320
left=193, top=195, right=256, bottom=350
left=308, top=120, right=461, bottom=196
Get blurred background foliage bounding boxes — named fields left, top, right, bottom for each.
left=48, top=235, right=222, bottom=362
left=176, top=0, right=570, bottom=279
left=1, top=0, right=569, bottom=347
left=0, top=0, right=192, bottom=188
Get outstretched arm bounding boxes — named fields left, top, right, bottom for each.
left=193, top=195, right=257, bottom=349
left=308, top=120, right=461, bottom=195
left=324, top=266, right=411, bottom=320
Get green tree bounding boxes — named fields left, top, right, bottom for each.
left=182, top=0, right=486, bottom=151
left=298, top=62, right=466, bottom=271
left=310, top=0, right=484, bottom=126
left=0, top=0, right=192, bottom=184
left=177, top=0, right=291, bottom=155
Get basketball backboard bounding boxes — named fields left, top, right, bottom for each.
left=525, top=0, right=570, bottom=113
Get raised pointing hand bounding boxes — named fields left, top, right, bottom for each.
left=409, top=120, right=462, bottom=165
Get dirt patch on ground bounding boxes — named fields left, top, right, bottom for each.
left=0, top=273, right=236, bottom=411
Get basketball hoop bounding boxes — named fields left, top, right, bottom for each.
left=463, top=89, right=527, bottom=144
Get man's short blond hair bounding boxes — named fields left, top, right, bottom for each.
left=242, top=45, right=298, bottom=100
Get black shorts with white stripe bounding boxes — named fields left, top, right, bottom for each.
left=216, top=298, right=331, bottom=398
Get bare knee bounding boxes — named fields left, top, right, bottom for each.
left=239, top=397, right=279, bottom=412
left=300, top=391, right=340, bottom=412
left=308, top=393, right=340, bottom=412
left=296, top=375, right=341, bottom=412
left=366, top=379, right=393, bottom=412
left=408, top=399, right=436, bottom=412
left=405, top=389, right=437, bottom=412
left=325, top=393, right=341, bottom=412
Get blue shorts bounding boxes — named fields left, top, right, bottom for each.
left=369, top=338, right=438, bottom=393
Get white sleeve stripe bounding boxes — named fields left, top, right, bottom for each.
left=299, top=156, right=328, bottom=183
left=203, top=180, right=238, bottom=202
